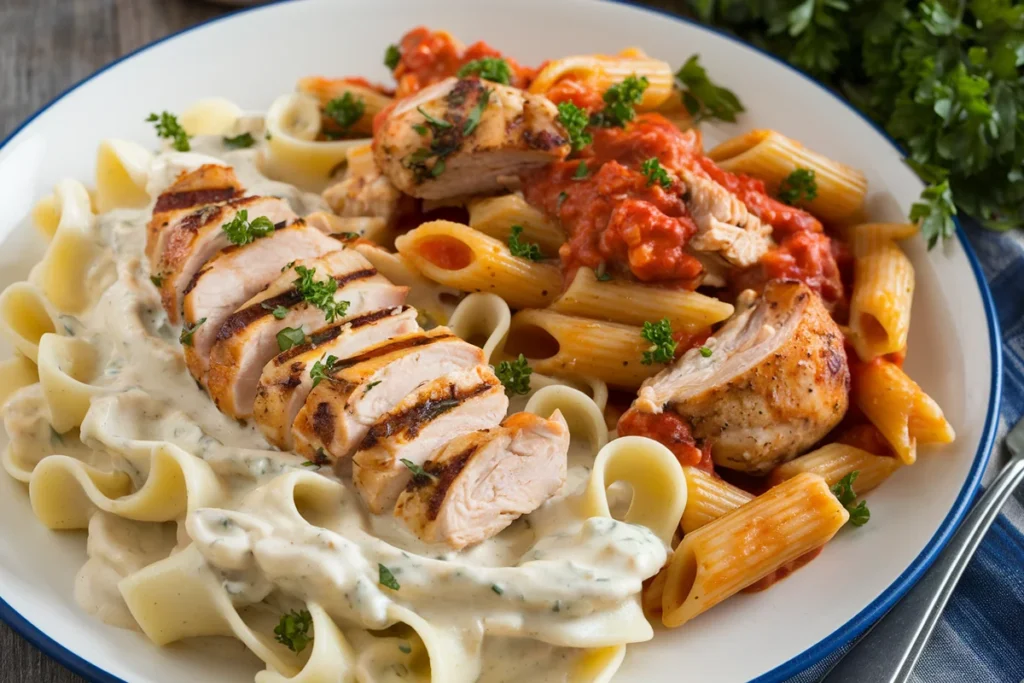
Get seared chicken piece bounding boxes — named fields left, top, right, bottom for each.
left=206, top=250, right=408, bottom=418
left=635, top=280, right=848, bottom=474
left=374, top=77, right=570, bottom=200
left=353, top=365, right=508, bottom=513
left=146, top=164, right=242, bottom=263
left=253, top=306, right=420, bottom=449
left=151, top=195, right=297, bottom=323
left=291, top=328, right=485, bottom=461
left=394, top=411, right=569, bottom=549
left=182, top=222, right=342, bottom=381
left=322, top=143, right=403, bottom=225
left=679, top=168, right=773, bottom=268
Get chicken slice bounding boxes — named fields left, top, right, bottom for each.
left=678, top=168, right=772, bottom=268
left=394, top=411, right=569, bottom=549
left=182, top=221, right=343, bottom=381
left=353, top=365, right=508, bottom=513
left=151, top=196, right=298, bottom=323
left=291, top=327, right=486, bottom=461
left=374, top=77, right=570, bottom=200
left=145, top=164, right=243, bottom=263
left=253, top=305, right=420, bottom=450
left=322, top=142, right=404, bottom=225
left=205, top=250, right=408, bottom=418
left=634, top=280, right=848, bottom=474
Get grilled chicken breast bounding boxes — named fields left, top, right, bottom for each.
left=253, top=306, right=420, bottom=449
left=374, top=77, right=570, bottom=200
left=181, top=222, right=342, bottom=381
left=322, top=143, right=404, bottom=225
left=146, top=164, right=243, bottom=263
left=291, top=328, right=486, bottom=461
left=635, top=280, right=848, bottom=474
left=352, top=365, right=508, bottom=513
left=679, top=168, right=773, bottom=268
left=206, top=250, right=408, bottom=418
left=394, top=411, right=569, bottom=548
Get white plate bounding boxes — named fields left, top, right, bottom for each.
left=0, top=1, right=1002, bottom=681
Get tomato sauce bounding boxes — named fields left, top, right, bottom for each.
left=617, top=408, right=714, bottom=473
left=544, top=75, right=607, bottom=111
left=762, top=231, right=844, bottom=304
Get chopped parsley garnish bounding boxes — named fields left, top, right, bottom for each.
left=378, top=563, right=401, bottom=590
left=417, top=106, right=452, bottom=130
left=641, top=157, right=673, bottom=189
left=494, top=354, right=532, bottom=395
left=590, top=75, right=649, bottom=128
left=150, top=274, right=163, bottom=288
left=274, top=609, right=313, bottom=653
left=491, top=584, right=504, bottom=595
left=146, top=111, right=190, bottom=151
left=309, top=354, right=338, bottom=388
left=401, top=458, right=436, bottom=484
left=222, top=132, right=256, bottom=149
left=221, top=209, right=276, bottom=246
left=507, top=225, right=544, bottom=261
left=179, top=318, right=206, bottom=346
left=262, top=303, right=289, bottom=319
left=277, top=326, right=306, bottom=352
left=339, top=231, right=360, bottom=240
left=398, top=642, right=412, bottom=654
left=573, top=161, right=590, bottom=180
left=831, top=471, right=871, bottom=527
left=281, top=260, right=295, bottom=272
left=777, top=168, right=818, bottom=206
left=457, top=57, right=512, bottom=85
left=325, top=92, right=365, bottom=132
left=463, top=88, right=492, bottom=136
left=293, top=266, right=350, bottom=323
left=675, top=55, right=745, bottom=124
left=365, top=380, right=382, bottom=392
left=640, top=318, right=677, bottom=365
left=556, top=191, right=569, bottom=211
left=595, top=262, right=613, bottom=281
left=311, top=447, right=330, bottom=466
left=384, top=44, right=401, bottom=70
left=699, top=346, right=713, bottom=358
left=556, top=101, right=593, bottom=153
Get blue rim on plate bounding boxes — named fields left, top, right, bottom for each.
left=0, top=1, right=1003, bottom=681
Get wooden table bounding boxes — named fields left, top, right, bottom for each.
left=0, top=0, right=683, bottom=680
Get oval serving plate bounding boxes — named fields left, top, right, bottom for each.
left=0, top=1, right=1001, bottom=681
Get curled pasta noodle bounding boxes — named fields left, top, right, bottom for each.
left=467, top=193, right=566, bottom=255
left=395, top=221, right=561, bottom=309
left=0, top=354, right=38, bottom=408
left=551, top=267, right=734, bottom=331
left=707, top=129, right=868, bottom=223
left=767, top=442, right=902, bottom=491
left=448, top=293, right=511, bottom=362
left=661, top=473, right=848, bottom=628
left=353, top=243, right=461, bottom=326
left=529, top=53, right=674, bottom=111
left=94, top=139, right=153, bottom=212
left=0, top=281, right=56, bottom=363
left=582, top=436, right=687, bottom=545
left=384, top=605, right=481, bottom=683
left=30, top=179, right=99, bottom=313
left=179, top=97, right=245, bottom=136
left=28, top=456, right=132, bottom=530
left=679, top=466, right=753, bottom=533
left=848, top=223, right=917, bottom=361
left=255, top=602, right=356, bottom=683
left=572, top=646, right=626, bottom=683
left=37, top=333, right=104, bottom=433
left=526, top=385, right=609, bottom=452
left=297, top=76, right=393, bottom=138
left=263, top=92, right=369, bottom=191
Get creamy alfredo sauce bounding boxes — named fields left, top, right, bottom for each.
left=2, top=137, right=666, bottom=682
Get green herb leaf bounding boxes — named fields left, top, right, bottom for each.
left=401, top=458, right=436, bottom=484
left=910, top=180, right=957, bottom=249
left=146, top=111, right=191, bottom=151
left=830, top=470, right=871, bottom=527
left=179, top=318, right=206, bottom=346
left=494, top=354, right=533, bottom=395
left=378, top=563, right=401, bottom=590
left=595, top=262, right=613, bottom=281
left=261, top=303, right=289, bottom=319
left=641, top=157, right=673, bottom=189
left=491, top=584, right=504, bottom=595
left=556, top=101, right=593, bottom=153
left=221, top=209, right=276, bottom=246
left=365, top=380, right=382, bottom=392
left=417, top=106, right=452, bottom=130
left=150, top=274, right=163, bottom=288
left=463, top=88, right=492, bottom=136
left=699, top=346, right=713, bottom=358
left=398, top=642, right=412, bottom=654
left=293, top=266, right=350, bottom=323
left=274, top=609, right=313, bottom=653
left=457, top=57, right=512, bottom=85
left=674, top=55, right=745, bottom=124
left=384, top=44, right=401, bottom=70
left=309, top=354, right=338, bottom=388
left=325, top=92, right=366, bottom=131
left=589, top=75, right=649, bottom=128
left=222, top=132, right=256, bottom=149
left=641, top=318, right=677, bottom=365
left=277, top=326, right=306, bottom=352
left=507, top=225, right=544, bottom=261
left=777, top=168, right=818, bottom=205
left=339, top=231, right=360, bottom=240
left=556, top=191, right=569, bottom=211
left=573, top=161, right=590, bottom=180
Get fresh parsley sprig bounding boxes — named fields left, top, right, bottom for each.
left=221, top=209, right=276, bottom=246
left=590, top=75, right=649, bottom=128
left=309, top=354, right=338, bottom=388
left=277, top=326, right=306, bottom=352
left=223, top=132, right=256, bottom=149
left=641, top=157, right=673, bottom=189
left=274, top=609, right=313, bottom=653
left=674, top=55, right=745, bottom=124
left=325, top=92, right=365, bottom=132
left=292, top=266, right=349, bottom=323
left=831, top=471, right=871, bottom=527
left=640, top=318, right=677, bottom=365
left=457, top=57, right=512, bottom=85
left=146, top=111, right=191, bottom=152
left=494, top=354, right=533, bottom=395
left=401, top=458, right=436, bottom=484
left=556, top=101, right=593, bottom=153
left=507, top=225, right=544, bottom=261
left=777, top=168, right=818, bottom=206
left=463, top=88, right=492, bottom=136
left=384, top=44, right=401, bottom=70
left=179, top=318, right=206, bottom=346
left=379, top=563, right=401, bottom=591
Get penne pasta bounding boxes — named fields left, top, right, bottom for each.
left=707, top=129, right=867, bottom=223
left=551, top=267, right=734, bottom=332
left=179, top=97, right=245, bottom=136
left=467, top=193, right=566, bottom=255
left=661, top=473, right=849, bottom=627
left=296, top=76, right=393, bottom=138
left=506, top=309, right=658, bottom=389
left=679, top=466, right=754, bottom=534
left=767, top=442, right=901, bottom=492
left=854, top=358, right=955, bottom=465
left=395, top=220, right=562, bottom=310
left=352, top=243, right=461, bottom=326
left=529, top=53, right=674, bottom=111
left=848, top=223, right=917, bottom=361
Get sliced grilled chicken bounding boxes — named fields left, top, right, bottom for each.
left=374, top=77, right=570, bottom=200
left=633, top=280, right=848, bottom=474
left=291, top=328, right=485, bottom=461
left=679, top=168, right=773, bottom=268
left=205, top=250, right=408, bottom=418
left=322, top=143, right=404, bottom=225
left=394, top=411, right=569, bottom=548
left=151, top=196, right=297, bottom=323
left=182, top=221, right=343, bottom=381
left=145, top=164, right=242, bottom=263
left=352, top=365, right=508, bottom=513
left=253, top=306, right=420, bottom=449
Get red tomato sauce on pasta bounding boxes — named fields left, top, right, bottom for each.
left=617, top=408, right=714, bottom=472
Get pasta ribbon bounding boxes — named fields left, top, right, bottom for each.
left=352, top=243, right=461, bottom=326
left=526, top=385, right=609, bottom=452
left=254, top=602, right=357, bottom=683
left=848, top=223, right=917, bottom=361
left=31, top=179, right=100, bottom=313
left=94, top=139, right=153, bottom=212
left=448, top=293, right=511, bottom=362
left=0, top=354, right=38, bottom=408
left=37, top=333, right=104, bottom=433
left=179, top=97, right=245, bottom=136
left=0, top=281, right=56, bottom=363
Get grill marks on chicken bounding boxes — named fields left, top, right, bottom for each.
left=145, top=162, right=569, bottom=548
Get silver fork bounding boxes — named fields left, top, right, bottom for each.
left=822, top=416, right=1024, bottom=683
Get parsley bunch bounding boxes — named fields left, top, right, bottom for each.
left=494, top=354, right=533, bottom=395
left=293, top=265, right=350, bottom=323
left=274, top=609, right=313, bottom=653
left=640, top=318, right=678, bottom=365
left=590, top=75, right=650, bottom=128
left=687, top=0, right=1024, bottom=237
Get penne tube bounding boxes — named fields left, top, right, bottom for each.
left=662, top=473, right=848, bottom=627
left=296, top=76, right=393, bottom=137
left=854, top=359, right=955, bottom=465
left=395, top=220, right=561, bottom=310
left=528, top=54, right=674, bottom=110
left=848, top=223, right=917, bottom=361
left=550, top=267, right=734, bottom=332
left=680, top=466, right=754, bottom=533
left=767, top=442, right=902, bottom=492
left=707, top=129, right=867, bottom=223
left=467, top=193, right=566, bottom=255
left=506, top=309, right=658, bottom=389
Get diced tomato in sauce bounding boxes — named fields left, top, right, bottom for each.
left=762, top=231, right=845, bottom=304
left=742, top=547, right=824, bottom=593
left=617, top=408, right=714, bottom=473
left=543, top=75, right=607, bottom=112
left=585, top=114, right=704, bottom=175
left=835, top=422, right=895, bottom=458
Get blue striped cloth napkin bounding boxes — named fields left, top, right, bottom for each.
left=789, top=223, right=1024, bottom=683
